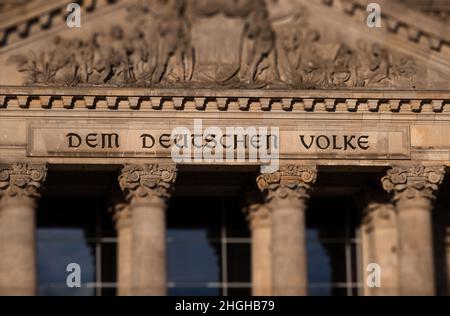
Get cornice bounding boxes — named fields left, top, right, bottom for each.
left=0, top=0, right=119, bottom=49
left=326, top=0, right=450, bottom=52
left=0, top=0, right=448, bottom=58
left=0, top=86, right=449, bottom=114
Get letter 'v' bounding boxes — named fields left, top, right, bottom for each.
left=299, top=135, right=314, bottom=149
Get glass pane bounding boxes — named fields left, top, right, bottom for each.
left=100, top=242, right=116, bottom=283
left=307, top=198, right=350, bottom=239
left=37, top=228, right=95, bottom=296
left=167, top=196, right=222, bottom=295
left=226, top=243, right=251, bottom=283
left=223, top=198, right=250, bottom=238
left=308, top=238, right=347, bottom=285
left=37, top=196, right=100, bottom=239
left=168, top=230, right=221, bottom=284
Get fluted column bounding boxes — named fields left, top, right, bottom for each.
left=257, top=165, right=317, bottom=296
left=382, top=165, right=445, bottom=296
left=119, top=164, right=177, bottom=296
left=360, top=191, right=399, bottom=295
left=0, top=163, right=47, bottom=296
left=242, top=190, right=272, bottom=296
left=111, top=202, right=132, bottom=296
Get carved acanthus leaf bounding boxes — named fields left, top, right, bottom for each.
left=256, top=165, right=317, bottom=203
left=118, top=164, right=177, bottom=203
left=0, top=163, right=47, bottom=200
left=381, top=165, right=445, bottom=201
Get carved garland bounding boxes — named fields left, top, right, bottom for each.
left=0, top=163, right=47, bottom=200
left=381, top=165, right=445, bottom=201
left=118, top=164, right=177, bottom=203
left=256, top=164, right=317, bottom=202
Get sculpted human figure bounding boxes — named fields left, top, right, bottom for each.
left=108, top=26, right=132, bottom=84
left=6, top=0, right=418, bottom=89
left=128, top=24, right=154, bottom=85
left=368, top=43, right=391, bottom=85
left=240, top=0, right=278, bottom=83
left=51, top=36, right=78, bottom=85
left=149, top=0, right=194, bottom=83
left=331, top=43, right=357, bottom=87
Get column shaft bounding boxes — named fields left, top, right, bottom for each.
left=251, top=222, right=271, bottom=296
left=397, top=198, right=435, bottom=295
left=257, top=165, right=317, bottom=296
left=271, top=200, right=307, bottom=295
left=131, top=202, right=167, bottom=295
left=242, top=191, right=272, bottom=296
left=118, top=164, right=176, bottom=296
left=0, top=163, right=46, bottom=296
left=0, top=199, right=36, bottom=295
left=382, top=165, right=445, bottom=296
left=361, top=201, right=399, bottom=295
left=112, top=203, right=132, bottom=296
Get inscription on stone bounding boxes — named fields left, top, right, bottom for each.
left=299, top=135, right=370, bottom=151
left=28, top=125, right=410, bottom=160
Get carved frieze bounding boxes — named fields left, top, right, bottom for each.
left=7, top=0, right=417, bottom=89
left=118, top=164, right=177, bottom=204
left=0, top=163, right=47, bottom=201
left=381, top=165, right=446, bottom=201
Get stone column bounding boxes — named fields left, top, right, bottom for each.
left=359, top=191, right=399, bottom=295
left=242, top=190, right=272, bottom=296
left=111, top=202, right=132, bottom=296
left=382, top=165, right=445, bottom=296
left=0, top=163, right=47, bottom=296
left=257, top=164, right=317, bottom=296
left=119, top=164, right=177, bottom=296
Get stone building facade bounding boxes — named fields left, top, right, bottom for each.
left=0, top=0, right=449, bottom=296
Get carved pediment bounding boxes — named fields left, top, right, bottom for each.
left=2, top=0, right=449, bottom=89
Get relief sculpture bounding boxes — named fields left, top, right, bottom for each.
left=7, top=0, right=417, bottom=89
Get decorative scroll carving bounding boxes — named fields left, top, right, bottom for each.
left=118, top=164, right=177, bottom=203
left=7, top=0, right=417, bottom=89
left=381, top=165, right=445, bottom=201
left=256, top=164, right=317, bottom=204
left=0, top=163, right=47, bottom=201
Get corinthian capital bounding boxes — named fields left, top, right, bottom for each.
left=256, top=165, right=317, bottom=204
left=0, top=163, right=47, bottom=203
left=118, top=164, right=177, bottom=205
left=381, top=165, right=445, bottom=202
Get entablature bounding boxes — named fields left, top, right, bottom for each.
left=0, top=87, right=449, bottom=115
